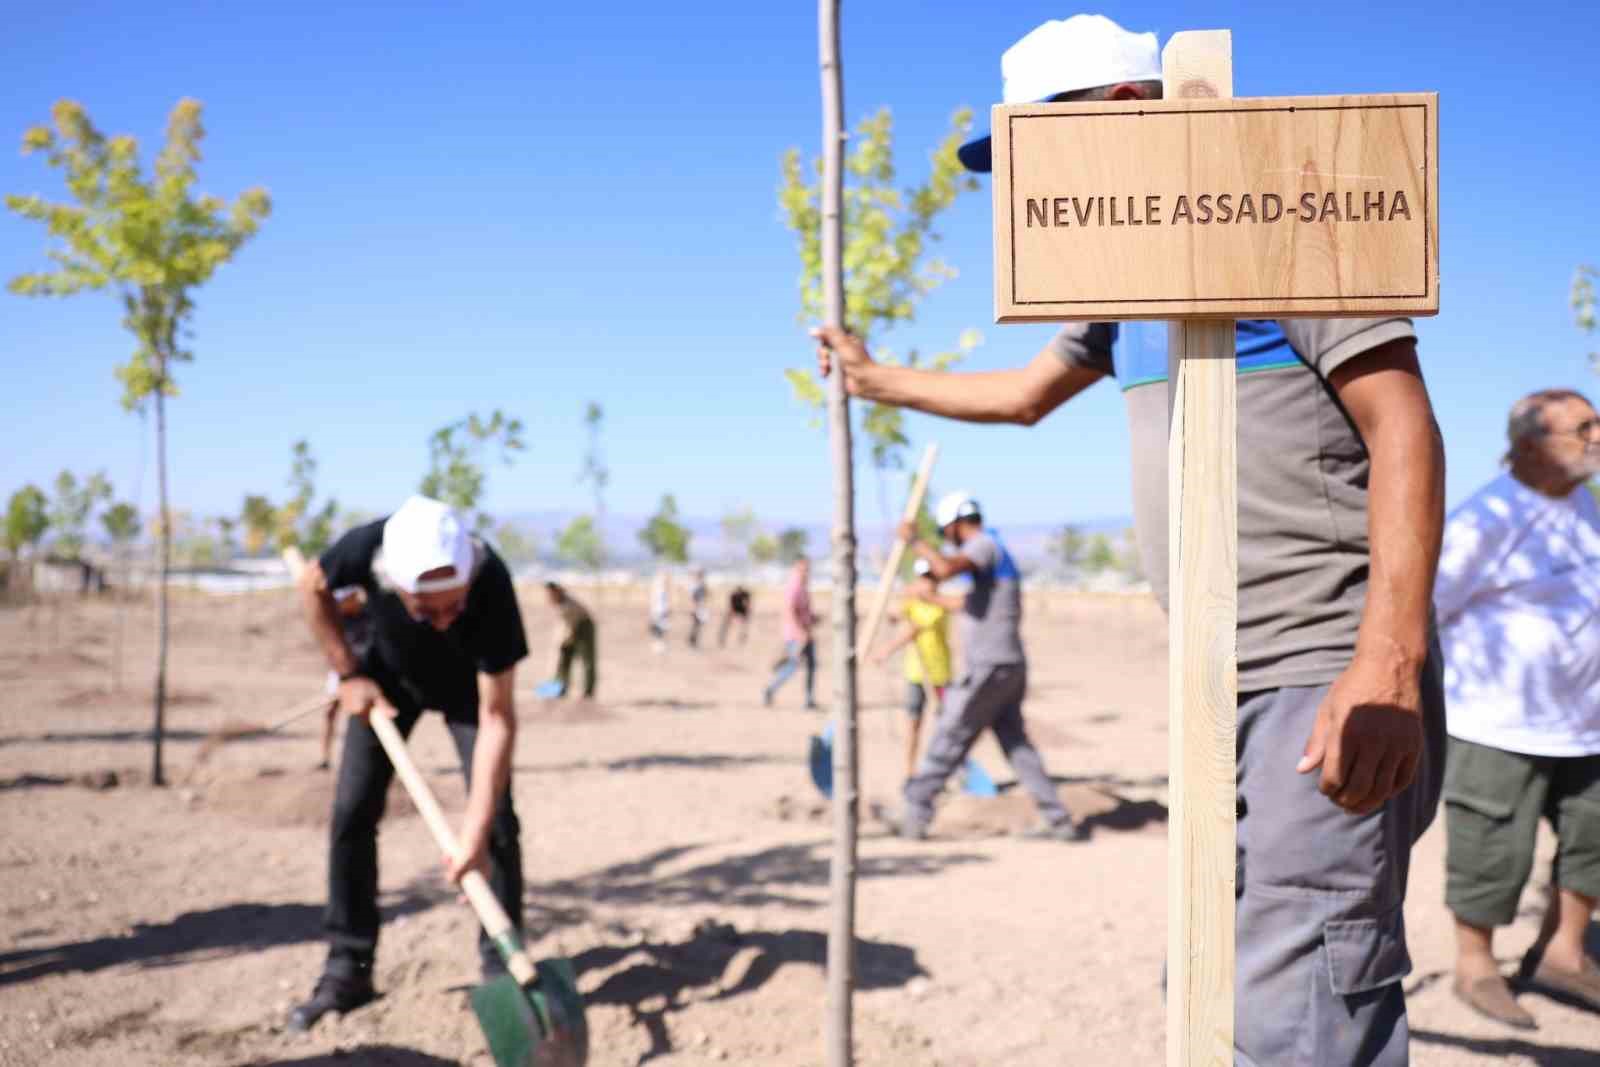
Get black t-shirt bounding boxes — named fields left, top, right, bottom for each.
left=319, top=519, right=528, bottom=712
left=730, top=588, right=751, bottom=615
left=334, top=598, right=375, bottom=661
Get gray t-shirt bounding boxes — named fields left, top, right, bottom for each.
left=1050, top=318, right=1417, bottom=692
left=955, top=530, right=1027, bottom=670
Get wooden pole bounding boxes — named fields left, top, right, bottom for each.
left=817, top=3, right=857, bottom=1066
left=1162, top=31, right=1238, bottom=1067
left=854, top=442, right=938, bottom=662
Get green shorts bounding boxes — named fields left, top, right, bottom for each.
left=1443, top=737, right=1600, bottom=929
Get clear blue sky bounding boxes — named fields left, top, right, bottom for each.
left=2, top=1, right=1596, bottom=534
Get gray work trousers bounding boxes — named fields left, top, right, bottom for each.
left=1235, top=658, right=1445, bottom=1066
left=903, top=663, right=1068, bottom=827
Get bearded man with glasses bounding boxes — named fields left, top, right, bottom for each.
left=1434, top=388, right=1600, bottom=1028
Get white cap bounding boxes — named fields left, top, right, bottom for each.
left=380, top=496, right=473, bottom=594
left=912, top=557, right=933, bottom=578
left=1001, top=15, right=1161, bottom=104
left=934, top=490, right=982, bottom=531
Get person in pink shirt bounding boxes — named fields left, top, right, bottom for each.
left=763, top=557, right=817, bottom=709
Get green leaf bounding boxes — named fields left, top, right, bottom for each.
left=7, top=98, right=271, bottom=411
left=776, top=106, right=983, bottom=468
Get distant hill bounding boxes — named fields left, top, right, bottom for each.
left=494, top=509, right=1133, bottom=567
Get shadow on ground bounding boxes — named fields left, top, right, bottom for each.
left=238, top=1047, right=459, bottom=1066
left=0, top=727, right=246, bottom=748
left=627, top=699, right=715, bottom=712
left=0, top=772, right=73, bottom=791
left=1081, top=795, right=1169, bottom=833
left=1411, top=1028, right=1598, bottom=1066
left=573, top=921, right=923, bottom=1062
left=531, top=839, right=987, bottom=912
left=0, top=887, right=445, bottom=988
left=989, top=771, right=1169, bottom=832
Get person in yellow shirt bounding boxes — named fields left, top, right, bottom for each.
left=874, top=559, right=953, bottom=780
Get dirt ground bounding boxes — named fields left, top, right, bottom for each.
left=1, top=586, right=1596, bottom=1066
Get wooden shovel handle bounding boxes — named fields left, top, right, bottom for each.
left=367, top=713, right=536, bottom=986
left=855, top=443, right=939, bottom=663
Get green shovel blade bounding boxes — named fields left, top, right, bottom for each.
left=470, top=958, right=589, bottom=1067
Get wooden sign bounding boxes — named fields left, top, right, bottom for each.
left=991, top=93, right=1438, bottom=321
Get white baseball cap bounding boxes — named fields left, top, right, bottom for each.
left=380, top=495, right=474, bottom=594
left=912, top=557, right=934, bottom=578
left=934, top=491, right=982, bottom=531
left=959, top=15, right=1162, bottom=172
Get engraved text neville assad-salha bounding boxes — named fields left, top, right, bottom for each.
left=1023, top=190, right=1414, bottom=228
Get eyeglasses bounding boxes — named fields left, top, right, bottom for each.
left=1546, top=418, right=1600, bottom=440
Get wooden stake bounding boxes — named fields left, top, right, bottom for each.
left=817, top=2, right=858, bottom=1065
left=855, top=442, right=939, bottom=662
left=1163, top=30, right=1238, bottom=1067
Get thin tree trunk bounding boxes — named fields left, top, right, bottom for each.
left=112, top=546, right=127, bottom=690
left=152, top=384, right=170, bottom=787
left=818, top=3, right=858, bottom=1065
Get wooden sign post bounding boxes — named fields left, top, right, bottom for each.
left=987, top=29, right=1437, bottom=1066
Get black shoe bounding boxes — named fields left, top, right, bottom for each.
left=287, top=971, right=376, bottom=1032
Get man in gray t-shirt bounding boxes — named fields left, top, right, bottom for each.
left=809, top=22, right=1448, bottom=1063
left=822, top=314, right=1446, bottom=1062
left=951, top=524, right=1026, bottom=670
left=1050, top=318, right=1421, bottom=691
left=894, top=491, right=1080, bottom=840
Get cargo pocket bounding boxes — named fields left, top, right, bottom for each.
left=1443, top=741, right=1540, bottom=926
left=1306, top=910, right=1412, bottom=1065
left=1442, top=785, right=1527, bottom=926
left=1444, top=789, right=1516, bottom=821
left=1324, top=909, right=1412, bottom=995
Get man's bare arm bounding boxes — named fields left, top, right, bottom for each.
left=876, top=623, right=919, bottom=661
left=917, top=546, right=976, bottom=582
left=1298, top=339, right=1444, bottom=814
left=299, top=559, right=359, bottom=678
left=449, top=667, right=517, bottom=884
left=814, top=326, right=1105, bottom=425
left=1336, top=339, right=1445, bottom=674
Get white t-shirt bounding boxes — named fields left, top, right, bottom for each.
left=1434, top=473, right=1600, bottom=756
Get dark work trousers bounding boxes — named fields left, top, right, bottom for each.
left=1232, top=651, right=1446, bottom=1066
left=903, top=663, right=1067, bottom=828
left=556, top=618, right=598, bottom=698
left=324, top=673, right=524, bottom=979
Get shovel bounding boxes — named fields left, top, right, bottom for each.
left=367, top=713, right=588, bottom=1067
